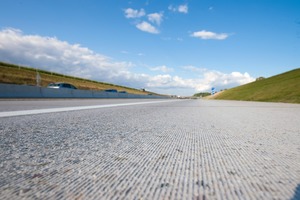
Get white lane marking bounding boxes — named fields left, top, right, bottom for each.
left=0, top=100, right=180, bottom=118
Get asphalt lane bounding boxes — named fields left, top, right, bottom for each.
left=0, top=99, right=299, bottom=199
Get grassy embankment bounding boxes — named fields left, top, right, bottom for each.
left=211, top=68, right=300, bottom=103
left=0, top=62, right=155, bottom=95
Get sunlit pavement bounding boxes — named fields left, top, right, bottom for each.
left=0, top=99, right=299, bottom=199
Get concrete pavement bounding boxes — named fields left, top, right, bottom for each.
left=0, top=99, right=299, bottom=199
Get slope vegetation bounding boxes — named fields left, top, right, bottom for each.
left=213, top=68, right=300, bottom=103
left=0, top=62, right=155, bottom=95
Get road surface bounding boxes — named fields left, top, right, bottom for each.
left=0, top=99, right=299, bottom=199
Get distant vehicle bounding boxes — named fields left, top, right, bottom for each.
left=47, top=82, right=77, bottom=89
left=104, top=89, right=118, bottom=92
left=118, top=91, right=127, bottom=93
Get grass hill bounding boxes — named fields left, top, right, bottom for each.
left=211, top=68, right=300, bottom=103
left=193, top=92, right=211, bottom=98
left=0, top=61, right=156, bottom=95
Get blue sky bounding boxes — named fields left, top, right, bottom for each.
left=0, top=0, right=299, bottom=95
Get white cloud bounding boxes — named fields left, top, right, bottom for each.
left=136, top=21, right=159, bottom=34
left=180, top=67, right=255, bottom=92
left=191, top=30, right=229, bottom=40
left=150, top=65, right=173, bottom=73
left=0, top=28, right=133, bottom=83
left=168, top=5, right=176, bottom=12
left=148, top=12, right=163, bottom=25
left=168, top=4, right=188, bottom=14
left=0, top=28, right=254, bottom=96
left=124, top=9, right=162, bottom=34
left=178, top=4, right=188, bottom=13
left=146, top=69, right=254, bottom=93
left=124, top=8, right=145, bottom=18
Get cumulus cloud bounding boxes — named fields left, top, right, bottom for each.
left=178, top=4, right=188, bottom=13
left=124, top=8, right=162, bottom=34
left=182, top=67, right=255, bottom=91
left=0, top=28, right=254, bottom=95
left=144, top=67, right=254, bottom=94
left=136, top=21, right=159, bottom=34
left=150, top=65, right=173, bottom=73
left=168, top=4, right=188, bottom=14
left=168, top=5, right=176, bottom=12
left=124, top=8, right=145, bottom=18
left=0, top=28, right=133, bottom=83
left=148, top=12, right=163, bottom=25
left=191, top=30, right=229, bottom=40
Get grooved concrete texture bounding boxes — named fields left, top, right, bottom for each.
left=0, top=99, right=299, bottom=199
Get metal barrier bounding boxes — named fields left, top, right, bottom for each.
left=0, top=83, right=166, bottom=99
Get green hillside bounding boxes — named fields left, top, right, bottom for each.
left=213, top=68, right=300, bottom=103
left=0, top=61, right=157, bottom=95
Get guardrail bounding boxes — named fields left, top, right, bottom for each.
left=0, top=83, right=167, bottom=99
